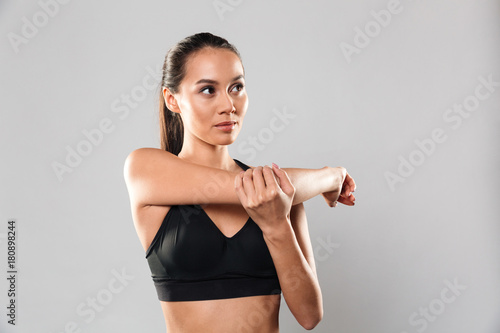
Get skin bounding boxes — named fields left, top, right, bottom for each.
left=124, top=47, right=356, bottom=332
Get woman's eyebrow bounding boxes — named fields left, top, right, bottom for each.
left=194, top=75, right=244, bottom=85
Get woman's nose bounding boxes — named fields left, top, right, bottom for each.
left=219, top=92, right=235, bottom=113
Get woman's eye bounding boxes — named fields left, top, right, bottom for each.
left=200, top=86, right=215, bottom=95
left=231, top=84, right=244, bottom=93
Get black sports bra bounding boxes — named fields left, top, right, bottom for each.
left=145, top=159, right=281, bottom=302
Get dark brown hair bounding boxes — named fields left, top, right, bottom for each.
left=159, top=32, right=241, bottom=154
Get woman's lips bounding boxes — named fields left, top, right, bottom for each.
left=215, top=121, right=236, bottom=131
left=215, top=121, right=236, bottom=126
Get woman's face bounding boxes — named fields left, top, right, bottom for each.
left=167, top=47, right=248, bottom=148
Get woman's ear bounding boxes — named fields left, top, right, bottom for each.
left=163, top=87, right=181, bottom=113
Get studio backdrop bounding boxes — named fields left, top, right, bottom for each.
left=1, top=0, right=499, bottom=332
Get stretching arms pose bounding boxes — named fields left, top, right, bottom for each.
left=124, top=32, right=356, bottom=333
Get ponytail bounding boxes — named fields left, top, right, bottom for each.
left=159, top=89, right=183, bottom=155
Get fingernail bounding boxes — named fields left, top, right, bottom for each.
left=272, top=162, right=280, bottom=169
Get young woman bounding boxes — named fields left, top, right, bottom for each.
left=124, top=32, right=356, bottom=333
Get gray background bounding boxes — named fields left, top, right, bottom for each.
left=1, top=0, right=499, bottom=332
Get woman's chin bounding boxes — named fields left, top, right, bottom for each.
left=213, top=135, right=238, bottom=146
left=220, top=138, right=238, bottom=146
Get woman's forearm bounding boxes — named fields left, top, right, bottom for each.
left=262, top=219, right=323, bottom=329
left=283, top=166, right=341, bottom=205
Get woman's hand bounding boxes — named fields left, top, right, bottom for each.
left=234, top=164, right=295, bottom=235
left=321, top=167, right=356, bottom=207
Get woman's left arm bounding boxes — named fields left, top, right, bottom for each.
left=265, top=203, right=323, bottom=330
left=234, top=165, right=323, bottom=330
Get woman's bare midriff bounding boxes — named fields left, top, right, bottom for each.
left=160, top=294, right=281, bottom=333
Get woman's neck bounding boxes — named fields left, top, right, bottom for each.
left=178, top=142, right=235, bottom=171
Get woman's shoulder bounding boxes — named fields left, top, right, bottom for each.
left=125, top=147, right=174, bottom=166
left=126, top=147, right=170, bottom=161
left=124, top=147, right=175, bottom=181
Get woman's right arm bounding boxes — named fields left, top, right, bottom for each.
left=124, top=148, right=243, bottom=207
left=123, top=148, right=352, bottom=208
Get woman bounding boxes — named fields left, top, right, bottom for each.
left=124, top=32, right=356, bottom=332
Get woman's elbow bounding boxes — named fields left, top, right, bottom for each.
left=300, top=308, right=323, bottom=330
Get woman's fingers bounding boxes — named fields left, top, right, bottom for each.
left=337, top=193, right=355, bottom=206
left=344, top=172, right=356, bottom=195
left=338, top=172, right=356, bottom=199
left=252, top=166, right=267, bottom=195
left=241, top=168, right=256, bottom=200
left=262, top=165, right=279, bottom=192
left=271, top=163, right=295, bottom=197
left=236, top=167, right=269, bottom=207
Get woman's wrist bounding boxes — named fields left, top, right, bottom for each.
left=261, top=217, right=294, bottom=245
left=282, top=166, right=338, bottom=204
left=326, top=166, right=346, bottom=193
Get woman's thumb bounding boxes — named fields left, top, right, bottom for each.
left=272, top=163, right=295, bottom=196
